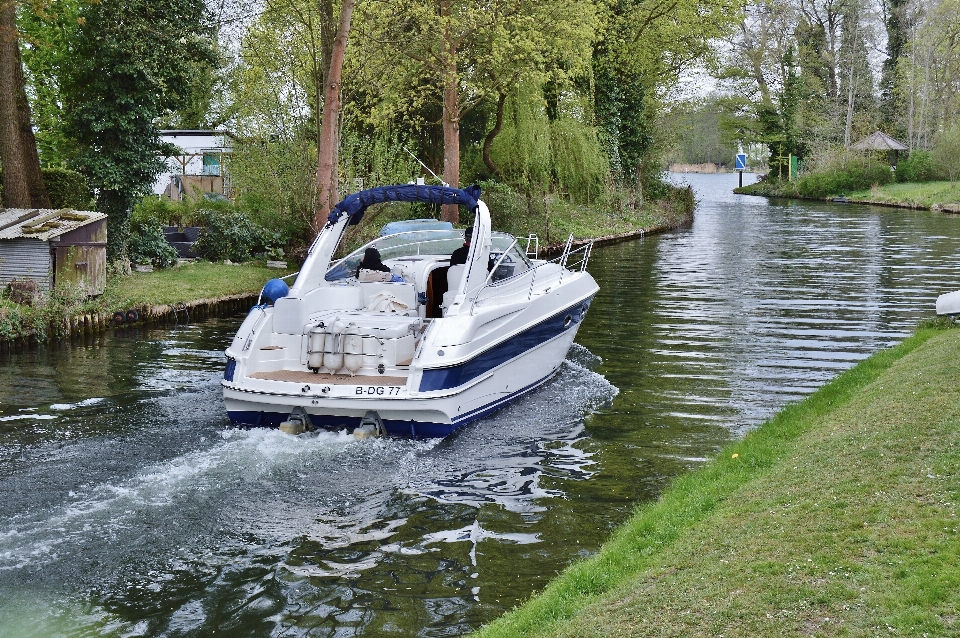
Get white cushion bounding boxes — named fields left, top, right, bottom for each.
left=442, top=264, right=467, bottom=311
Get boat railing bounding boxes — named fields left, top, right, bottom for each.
left=468, top=234, right=593, bottom=315
left=524, top=234, right=539, bottom=259
left=558, top=234, right=593, bottom=277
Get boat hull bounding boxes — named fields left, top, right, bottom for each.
left=223, top=304, right=585, bottom=437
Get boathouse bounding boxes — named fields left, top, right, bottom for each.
left=0, top=208, right=107, bottom=296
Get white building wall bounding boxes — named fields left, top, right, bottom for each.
left=153, top=131, right=232, bottom=196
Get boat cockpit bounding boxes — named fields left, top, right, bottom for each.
left=324, top=229, right=535, bottom=320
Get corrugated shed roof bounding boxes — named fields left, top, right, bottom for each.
left=0, top=208, right=107, bottom=242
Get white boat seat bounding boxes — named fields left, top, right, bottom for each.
left=442, top=264, right=466, bottom=312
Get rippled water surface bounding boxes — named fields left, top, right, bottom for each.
left=2, top=173, right=960, bottom=636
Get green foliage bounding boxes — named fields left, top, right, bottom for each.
left=795, top=150, right=894, bottom=198
left=490, top=86, right=553, bottom=193
left=489, top=85, right=609, bottom=204
left=663, top=99, right=740, bottom=166
left=932, top=123, right=960, bottom=186
left=131, top=196, right=189, bottom=227
left=896, top=150, right=938, bottom=183
left=550, top=117, right=610, bottom=203
left=0, top=167, right=91, bottom=209
left=339, top=129, right=421, bottom=194
left=17, top=0, right=85, bottom=167
left=0, top=281, right=101, bottom=342
left=192, top=208, right=282, bottom=263
left=228, top=137, right=317, bottom=246
left=39, top=167, right=93, bottom=209
left=476, top=181, right=533, bottom=237
left=127, top=220, right=179, bottom=269
left=61, top=0, right=215, bottom=259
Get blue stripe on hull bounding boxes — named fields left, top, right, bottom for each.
left=419, top=297, right=593, bottom=392
left=226, top=365, right=560, bottom=438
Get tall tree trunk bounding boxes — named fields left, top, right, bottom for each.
left=311, top=0, right=354, bottom=236
left=843, top=16, right=860, bottom=149
left=0, top=0, right=50, bottom=209
left=481, top=91, right=506, bottom=176
left=440, top=0, right=460, bottom=223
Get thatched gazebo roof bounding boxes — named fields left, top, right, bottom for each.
left=850, top=131, right=908, bottom=151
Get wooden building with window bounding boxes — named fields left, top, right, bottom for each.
left=0, top=208, right=107, bottom=296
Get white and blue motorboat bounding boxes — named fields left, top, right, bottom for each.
left=222, top=184, right=598, bottom=437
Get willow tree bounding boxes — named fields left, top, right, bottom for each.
left=357, top=0, right=596, bottom=222
left=0, top=0, right=49, bottom=208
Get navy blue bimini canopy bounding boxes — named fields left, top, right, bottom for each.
left=328, top=184, right=482, bottom=226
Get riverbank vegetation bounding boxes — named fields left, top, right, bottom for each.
left=665, top=0, right=960, bottom=199
left=2, top=0, right=710, bottom=342
left=2, top=0, right=730, bottom=266
left=475, top=319, right=960, bottom=637
left=0, top=262, right=293, bottom=342
left=738, top=174, right=960, bottom=211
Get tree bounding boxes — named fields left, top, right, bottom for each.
left=932, top=123, right=960, bottom=186
left=312, top=0, right=355, bottom=234
left=880, top=0, right=913, bottom=131
left=594, top=0, right=741, bottom=190
left=0, top=0, right=49, bottom=208
left=896, top=0, right=960, bottom=150
left=358, top=0, right=596, bottom=222
left=16, top=0, right=83, bottom=168
left=62, top=0, right=213, bottom=260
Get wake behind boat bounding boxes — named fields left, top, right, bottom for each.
left=222, top=184, right=598, bottom=437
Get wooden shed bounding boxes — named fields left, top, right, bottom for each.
left=0, top=208, right=108, bottom=296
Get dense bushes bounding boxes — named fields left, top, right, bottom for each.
left=127, top=219, right=179, bottom=268
left=193, top=208, right=282, bottom=263
left=129, top=196, right=284, bottom=264
left=0, top=167, right=93, bottom=209
left=41, top=167, right=94, bottom=209
left=896, top=151, right=939, bottom=183
left=794, top=151, right=894, bottom=198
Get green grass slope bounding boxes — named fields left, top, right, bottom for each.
left=475, top=322, right=960, bottom=637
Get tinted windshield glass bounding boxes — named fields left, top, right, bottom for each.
left=326, top=230, right=466, bottom=281
left=489, top=233, right=531, bottom=282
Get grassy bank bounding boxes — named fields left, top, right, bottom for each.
left=475, top=320, right=960, bottom=637
left=0, top=261, right=294, bottom=342
left=736, top=178, right=960, bottom=212
left=846, top=180, right=960, bottom=211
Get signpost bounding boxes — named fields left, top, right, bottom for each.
left=735, top=152, right=747, bottom=187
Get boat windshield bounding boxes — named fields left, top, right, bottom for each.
left=325, top=229, right=531, bottom=282
left=326, top=229, right=466, bottom=281
left=489, top=232, right=532, bottom=282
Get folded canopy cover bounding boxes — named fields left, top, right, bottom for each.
left=328, top=184, right=482, bottom=226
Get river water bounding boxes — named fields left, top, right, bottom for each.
left=2, top=173, right=959, bottom=636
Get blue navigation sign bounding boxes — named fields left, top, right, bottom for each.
left=735, top=153, right=747, bottom=170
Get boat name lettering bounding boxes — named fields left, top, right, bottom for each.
left=356, top=386, right=402, bottom=396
